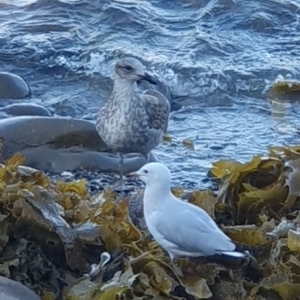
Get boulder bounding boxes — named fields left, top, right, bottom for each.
left=0, top=276, right=40, bottom=300
left=0, top=116, right=158, bottom=173
left=0, top=72, right=30, bottom=99
left=0, top=103, right=51, bottom=116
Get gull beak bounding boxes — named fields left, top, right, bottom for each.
left=141, top=72, right=157, bottom=85
left=127, top=171, right=139, bottom=178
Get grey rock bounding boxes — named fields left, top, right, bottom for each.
left=0, top=276, right=40, bottom=300
left=0, top=72, right=30, bottom=99
left=0, top=103, right=51, bottom=116
left=0, top=116, right=158, bottom=173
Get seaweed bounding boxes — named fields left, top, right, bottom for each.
left=0, top=146, right=300, bottom=299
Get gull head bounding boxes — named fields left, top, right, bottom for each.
left=128, top=162, right=171, bottom=187
left=114, top=57, right=157, bottom=85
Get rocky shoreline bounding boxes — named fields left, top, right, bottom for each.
left=0, top=71, right=177, bottom=174
left=0, top=70, right=172, bottom=299
left=0, top=144, right=299, bottom=300
left=1, top=72, right=300, bottom=300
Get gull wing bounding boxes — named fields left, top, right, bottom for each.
left=142, top=90, right=170, bottom=133
left=154, top=198, right=235, bottom=255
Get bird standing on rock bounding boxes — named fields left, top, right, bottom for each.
left=128, top=162, right=249, bottom=263
left=96, top=58, right=170, bottom=189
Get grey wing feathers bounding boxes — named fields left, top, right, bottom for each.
left=142, top=90, right=170, bottom=132
left=183, top=203, right=233, bottom=243
left=155, top=200, right=234, bottom=254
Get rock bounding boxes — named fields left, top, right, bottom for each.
left=0, top=72, right=30, bottom=99
left=0, top=116, right=158, bottom=173
left=0, top=103, right=51, bottom=116
left=0, top=276, right=40, bottom=300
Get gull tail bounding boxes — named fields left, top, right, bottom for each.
left=222, top=250, right=257, bottom=262
left=221, top=251, right=246, bottom=258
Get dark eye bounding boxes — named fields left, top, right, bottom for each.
left=144, top=170, right=148, bottom=174
left=124, top=65, right=133, bottom=71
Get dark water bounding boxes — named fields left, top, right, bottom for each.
left=1, top=0, right=300, bottom=188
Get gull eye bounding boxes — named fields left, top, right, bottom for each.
left=144, top=170, right=148, bottom=174
left=124, top=65, right=133, bottom=71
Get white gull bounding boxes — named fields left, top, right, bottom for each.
left=129, top=162, right=248, bottom=262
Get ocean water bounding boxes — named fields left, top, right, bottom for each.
left=0, top=0, right=300, bottom=189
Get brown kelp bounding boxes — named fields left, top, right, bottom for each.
left=0, top=147, right=300, bottom=299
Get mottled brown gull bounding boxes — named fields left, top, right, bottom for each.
left=128, top=162, right=249, bottom=263
left=96, top=57, right=170, bottom=188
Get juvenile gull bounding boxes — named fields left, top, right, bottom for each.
left=129, top=162, right=248, bottom=263
left=96, top=58, right=170, bottom=188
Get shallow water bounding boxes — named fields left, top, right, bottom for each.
left=1, top=0, right=300, bottom=188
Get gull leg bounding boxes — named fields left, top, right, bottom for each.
left=112, top=152, right=128, bottom=192
left=118, top=152, right=124, bottom=186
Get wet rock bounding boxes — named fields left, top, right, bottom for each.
left=0, top=72, right=30, bottom=99
left=0, top=103, right=51, bottom=116
left=0, top=276, right=40, bottom=300
left=0, top=116, right=158, bottom=173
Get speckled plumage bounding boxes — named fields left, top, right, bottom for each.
left=96, top=57, right=170, bottom=185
